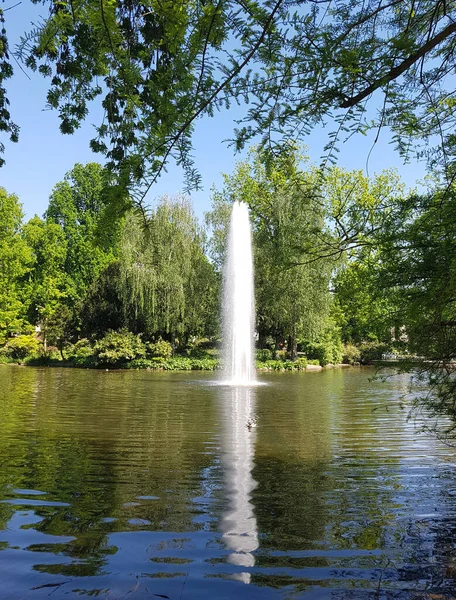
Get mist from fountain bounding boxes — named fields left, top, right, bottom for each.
left=222, top=201, right=256, bottom=385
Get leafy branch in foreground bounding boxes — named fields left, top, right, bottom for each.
left=1, top=1, right=456, bottom=206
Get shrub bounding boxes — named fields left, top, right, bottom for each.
left=257, top=357, right=308, bottom=371
left=94, top=329, right=146, bottom=366
left=4, top=335, right=40, bottom=360
left=186, top=337, right=214, bottom=358
left=127, top=358, right=155, bottom=369
left=0, top=348, right=14, bottom=364
left=148, top=338, right=173, bottom=359
left=23, top=345, right=61, bottom=365
left=67, top=339, right=95, bottom=366
left=275, top=349, right=289, bottom=361
left=304, top=336, right=344, bottom=366
left=256, top=348, right=273, bottom=361
left=261, top=360, right=285, bottom=371
left=342, top=343, right=361, bottom=365
left=359, top=341, right=392, bottom=364
left=295, top=357, right=308, bottom=370
left=302, top=316, right=344, bottom=366
left=128, top=356, right=220, bottom=371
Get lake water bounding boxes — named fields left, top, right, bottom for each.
left=1, top=365, right=456, bottom=599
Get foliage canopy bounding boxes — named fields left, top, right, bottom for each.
left=1, top=1, right=455, bottom=205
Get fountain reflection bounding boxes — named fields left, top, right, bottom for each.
left=219, top=385, right=259, bottom=583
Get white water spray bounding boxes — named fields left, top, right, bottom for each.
left=222, top=201, right=256, bottom=384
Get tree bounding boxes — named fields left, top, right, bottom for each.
left=333, top=261, right=395, bottom=345
left=119, top=195, right=218, bottom=343
left=46, top=162, right=121, bottom=300
left=321, top=167, right=407, bottom=345
left=78, top=262, right=125, bottom=339
left=22, top=216, right=68, bottom=352
left=1, top=1, right=454, bottom=200
left=372, top=186, right=456, bottom=363
left=238, top=1, right=456, bottom=176
left=0, top=188, right=32, bottom=341
left=208, top=146, right=333, bottom=358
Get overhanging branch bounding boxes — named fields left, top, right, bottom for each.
left=340, top=21, right=456, bottom=108
left=137, top=0, right=284, bottom=208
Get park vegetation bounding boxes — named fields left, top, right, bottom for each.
left=0, top=1, right=455, bottom=422
left=1, top=149, right=454, bottom=387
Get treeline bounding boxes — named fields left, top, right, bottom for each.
left=1, top=148, right=455, bottom=379
left=0, top=163, right=219, bottom=366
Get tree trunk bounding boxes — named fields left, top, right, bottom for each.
left=273, top=335, right=281, bottom=359
left=43, top=318, right=47, bottom=355
left=288, top=335, right=297, bottom=361
left=258, top=329, right=267, bottom=349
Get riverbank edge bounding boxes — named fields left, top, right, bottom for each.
left=0, top=359, right=357, bottom=372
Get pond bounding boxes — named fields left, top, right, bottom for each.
left=1, top=365, right=456, bottom=599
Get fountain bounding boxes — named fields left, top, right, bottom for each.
left=222, top=201, right=256, bottom=385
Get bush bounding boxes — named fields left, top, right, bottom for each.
left=275, top=349, right=289, bottom=361
left=186, top=337, right=214, bottom=358
left=342, top=343, right=361, bottom=365
left=258, top=359, right=284, bottom=371
left=305, top=342, right=337, bottom=366
left=359, top=340, right=392, bottom=364
left=257, top=358, right=308, bottom=371
left=127, top=358, right=155, bottom=369
left=295, top=357, right=308, bottom=370
left=148, top=338, right=173, bottom=359
left=24, top=345, right=61, bottom=366
left=94, top=329, right=146, bottom=366
left=67, top=339, right=95, bottom=366
left=4, top=335, right=40, bottom=360
left=128, top=356, right=220, bottom=371
left=256, top=348, right=273, bottom=361
left=0, top=349, right=14, bottom=364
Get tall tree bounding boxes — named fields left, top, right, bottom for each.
left=208, top=147, right=333, bottom=358
left=22, top=216, right=68, bottom=352
left=333, top=260, right=397, bottom=345
left=0, top=188, right=32, bottom=341
left=46, top=162, right=121, bottom=301
left=119, top=195, right=218, bottom=342
left=372, top=186, right=456, bottom=364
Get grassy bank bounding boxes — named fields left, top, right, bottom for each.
left=0, top=351, right=335, bottom=372
left=2, top=331, right=397, bottom=371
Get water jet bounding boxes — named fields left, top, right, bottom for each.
left=222, top=201, right=256, bottom=385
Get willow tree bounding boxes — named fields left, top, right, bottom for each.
left=119, top=196, right=217, bottom=343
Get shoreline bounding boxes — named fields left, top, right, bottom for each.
left=0, top=360, right=358, bottom=373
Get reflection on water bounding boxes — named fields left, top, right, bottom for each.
left=220, top=386, right=258, bottom=582
left=1, top=366, right=456, bottom=598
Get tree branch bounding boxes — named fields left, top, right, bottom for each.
left=137, top=0, right=284, bottom=207
left=340, top=21, right=456, bottom=108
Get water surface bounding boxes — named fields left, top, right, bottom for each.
left=1, top=366, right=456, bottom=598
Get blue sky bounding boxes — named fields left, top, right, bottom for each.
left=2, top=2, right=427, bottom=223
